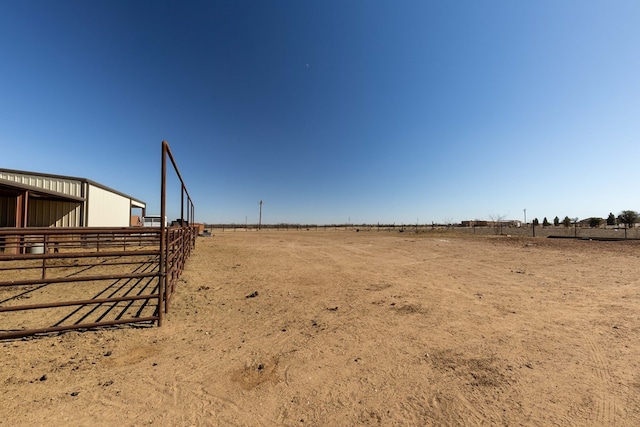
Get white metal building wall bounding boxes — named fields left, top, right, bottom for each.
left=86, top=184, right=131, bottom=227
left=28, top=199, right=82, bottom=227
left=0, top=171, right=83, bottom=198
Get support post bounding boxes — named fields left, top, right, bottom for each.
left=159, top=141, right=167, bottom=325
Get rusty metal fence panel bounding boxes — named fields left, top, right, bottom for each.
left=0, top=225, right=197, bottom=340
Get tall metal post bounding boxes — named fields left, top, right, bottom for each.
left=159, top=141, right=167, bottom=325
left=259, top=200, right=263, bottom=230
left=181, top=184, right=185, bottom=225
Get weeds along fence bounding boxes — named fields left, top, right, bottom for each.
left=0, top=225, right=197, bottom=340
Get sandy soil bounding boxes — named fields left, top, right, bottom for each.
left=2, top=230, right=640, bottom=426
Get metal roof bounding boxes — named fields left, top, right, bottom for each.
left=0, top=168, right=146, bottom=207
left=0, top=176, right=84, bottom=202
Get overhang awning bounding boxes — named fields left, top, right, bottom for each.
left=0, top=178, right=85, bottom=202
left=131, top=199, right=146, bottom=209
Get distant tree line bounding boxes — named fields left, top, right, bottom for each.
left=531, top=210, right=638, bottom=229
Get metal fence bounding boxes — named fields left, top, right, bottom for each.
left=205, top=223, right=640, bottom=240
left=0, top=141, right=197, bottom=340
left=437, top=225, right=640, bottom=239
left=0, top=225, right=197, bottom=340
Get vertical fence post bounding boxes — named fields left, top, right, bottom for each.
left=159, top=142, right=167, bottom=324
left=165, top=225, right=171, bottom=313
left=180, top=184, right=185, bottom=226
left=157, top=140, right=196, bottom=322
left=41, top=234, right=47, bottom=280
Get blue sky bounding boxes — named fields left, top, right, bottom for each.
left=1, top=1, right=638, bottom=225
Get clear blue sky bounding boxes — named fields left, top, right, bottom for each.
left=2, top=1, right=638, bottom=225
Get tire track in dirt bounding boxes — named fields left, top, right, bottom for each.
left=581, top=331, right=617, bottom=425
left=133, top=369, right=274, bottom=426
left=442, top=388, right=487, bottom=425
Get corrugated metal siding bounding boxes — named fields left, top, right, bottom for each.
left=0, top=196, right=17, bottom=227
left=0, top=171, right=82, bottom=197
left=28, top=199, right=81, bottom=227
left=87, top=184, right=130, bottom=227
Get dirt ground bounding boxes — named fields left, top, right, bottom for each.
left=2, top=230, right=639, bottom=426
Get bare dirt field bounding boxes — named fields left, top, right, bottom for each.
left=2, top=230, right=640, bottom=426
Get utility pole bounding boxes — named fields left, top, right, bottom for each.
left=523, top=209, right=527, bottom=226
left=259, top=200, right=263, bottom=230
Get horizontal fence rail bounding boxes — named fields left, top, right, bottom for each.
left=0, top=225, right=197, bottom=340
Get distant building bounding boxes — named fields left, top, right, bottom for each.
left=461, top=220, right=522, bottom=227
left=131, top=215, right=143, bottom=227
left=461, top=220, right=489, bottom=227
left=0, top=168, right=145, bottom=228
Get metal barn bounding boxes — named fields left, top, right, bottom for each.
left=0, top=168, right=146, bottom=228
